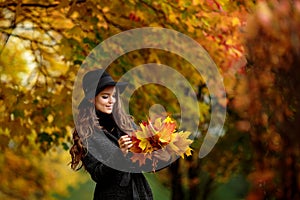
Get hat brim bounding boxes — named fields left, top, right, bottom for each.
left=85, top=81, right=128, bottom=99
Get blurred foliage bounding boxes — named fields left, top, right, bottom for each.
left=0, top=147, right=88, bottom=200
left=1, top=0, right=299, bottom=200
left=233, top=1, right=300, bottom=199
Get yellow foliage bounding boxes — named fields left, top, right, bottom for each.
left=231, top=17, right=241, bottom=26
left=0, top=38, right=28, bottom=84
left=130, top=116, right=193, bottom=167
left=0, top=0, right=260, bottom=198
left=0, top=147, right=88, bottom=200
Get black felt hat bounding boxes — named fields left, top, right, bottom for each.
left=82, top=69, right=127, bottom=99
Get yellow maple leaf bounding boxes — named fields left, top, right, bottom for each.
left=163, top=116, right=174, bottom=123
left=184, top=147, right=193, bottom=158
left=130, top=116, right=193, bottom=167
left=157, top=116, right=176, bottom=143
left=153, top=117, right=163, bottom=130
left=158, top=122, right=176, bottom=143
left=232, top=17, right=240, bottom=26
left=139, top=123, right=149, bottom=138
left=147, top=119, right=158, bottom=136
left=165, top=134, right=180, bottom=154
left=169, top=131, right=193, bottom=157
left=139, top=138, right=152, bottom=152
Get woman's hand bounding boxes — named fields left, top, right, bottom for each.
left=118, top=135, right=133, bottom=155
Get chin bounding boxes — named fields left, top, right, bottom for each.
left=105, top=110, right=113, bottom=114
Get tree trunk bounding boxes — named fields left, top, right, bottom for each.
left=170, top=159, right=184, bottom=200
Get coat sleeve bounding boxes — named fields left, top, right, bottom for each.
left=81, top=151, right=119, bottom=183
left=81, top=130, right=135, bottom=182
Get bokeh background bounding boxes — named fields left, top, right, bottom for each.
left=0, top=0, right=299, bottom=199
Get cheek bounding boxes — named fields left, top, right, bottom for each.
left=95, top=98, right=106, bottom=109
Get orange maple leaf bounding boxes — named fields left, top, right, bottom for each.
left=130, top=152, right=151, bottom=166
left=157, top=117, right=176, bottom=143
left=129, top=116, right=193, bottom=167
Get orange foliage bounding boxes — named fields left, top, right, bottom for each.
left=130, top=116, right=193, bottom=167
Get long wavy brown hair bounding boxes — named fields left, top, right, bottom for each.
left=69, top=88, right=135, bottom=170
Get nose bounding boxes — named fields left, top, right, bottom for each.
left=108, top=96, right=115, bottom=104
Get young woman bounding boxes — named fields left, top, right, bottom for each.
left=70, top=69, right=169, bottom=200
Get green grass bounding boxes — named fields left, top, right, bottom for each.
left=144, top=173, right=171, bottom=200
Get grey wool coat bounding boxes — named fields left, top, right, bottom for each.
left=81, top=112, right=154, bottom=200
left=82, top=152, right=153, bottom=200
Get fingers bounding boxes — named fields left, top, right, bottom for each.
left=118, top=135, right=133, bottom=155
left=119, top=135, right=132, bottom=148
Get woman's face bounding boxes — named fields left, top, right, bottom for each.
left=94, top=86, right=116, bottom=114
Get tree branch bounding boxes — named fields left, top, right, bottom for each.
left=99, top=9, right=128, bottom=31
left=0, top=0, right=86, bottom=9
left=0, top=29, right=57, bottom=48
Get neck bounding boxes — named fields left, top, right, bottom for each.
left=96, top=110, right=111, bottom=118
left=96, top=110, right=115, bottom=129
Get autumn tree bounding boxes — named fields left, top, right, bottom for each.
left=230, top=1, right=300, bottom=199
left=0, top=0, right=260, bottom=199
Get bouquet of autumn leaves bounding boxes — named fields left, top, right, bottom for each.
left=129, top=116, right=193, bottom=169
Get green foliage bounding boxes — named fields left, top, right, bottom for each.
left=207, top=175, right=249, bottom=200
left=54, top=173, right=95, bottom=200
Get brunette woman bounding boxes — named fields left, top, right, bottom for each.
left=70, top=69, right=169, bottom=200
